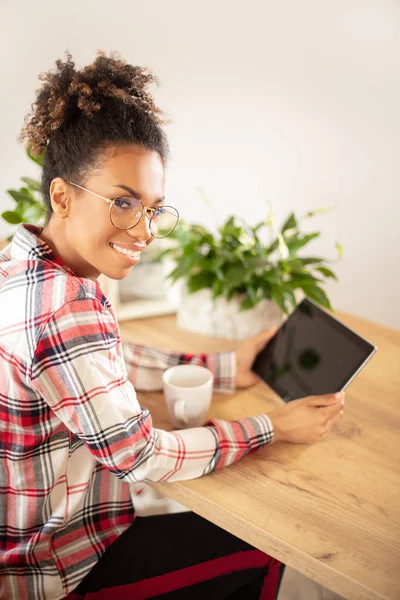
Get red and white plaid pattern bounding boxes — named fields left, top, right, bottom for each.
left=0, top=225, right=274, bottom=600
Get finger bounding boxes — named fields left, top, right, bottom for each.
left=253, top=327, right=279, bottom=350
left=326, top=410, right=344, bottom=428
left=236, top=372, right=259, bottom=388
left=320, top=402, right=344, bottom=419
left=307, top=393, right=345, bottom=407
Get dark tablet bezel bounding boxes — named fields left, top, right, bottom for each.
left=252, top=297, right=377, bottom=401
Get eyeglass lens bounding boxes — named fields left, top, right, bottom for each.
left=110, top=197, right=179, bottom=238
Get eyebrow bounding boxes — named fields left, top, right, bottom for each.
left=113, top=184, right=165, bottom=205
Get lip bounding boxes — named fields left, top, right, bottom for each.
left=109, top=242, right=147, bottom=251
left=109, top=242, right=144, bottom=266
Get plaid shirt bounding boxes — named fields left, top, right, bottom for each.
left=0, top=225, right=274, bottom=600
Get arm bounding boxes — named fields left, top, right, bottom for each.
left=30, top=298, right=274, bottom=485
left=122, top=341, right=236, bottom=393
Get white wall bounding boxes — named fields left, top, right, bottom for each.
left=1, top=0, right=399, bottom=328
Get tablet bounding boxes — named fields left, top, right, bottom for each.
left=252, top=297, right=377, bottom=402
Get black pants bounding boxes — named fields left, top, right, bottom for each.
left=67, top=512, right=285, bottom=600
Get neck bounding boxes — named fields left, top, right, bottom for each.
left=40, top=217, right=99, bottom=280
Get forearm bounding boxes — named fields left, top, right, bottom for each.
left=133, top=413, right=274, bottom=483
left=122, top=341, right=236, bottom=393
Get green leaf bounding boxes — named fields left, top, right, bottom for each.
left=223, top=216, right=235, bottom=230
left=27, top=147, right=45, bottom=167
left=287, top=274, right=324, bottom=288
left=302, top=284, right=332, bottom=310
left=7, top=189, right=34, bottom=203
left=246, top=285, right=257, bottom=305
left=270, top=286, right=286, bottom=313
left=262, top=268, right=282, bottom=285
left=215, top=266, right=225, bottom=281
left=1, top=210, right=23, bottom=225
left=283, top=285, right=297, bottom=311
left=19, top=202, right=45, bottom=223
left=335, top=242, right=343, bottom=259
left=225, top=264, right=247, bottom=288
left=294, top=257, right=325, bottom=265
left=211, top=278, right=224, bottom=299
left=187, top=271, right=215, bottom=293
left=304, top=206, right=336, bottom=219
left=168, top=261, right=193, bottom=283
left=240, top=294, right=256, bottom=311
left=270, top=284, right=298, bottom=314
left=21, top=177, right=41, bottom=192
left=281, top=212, right=297, bottom=233
left=252, top=222, right=265, bottom=233
left=278, top=234, right=289, bottom=259
left=224, top=287, right=237, bottom=302
left=265, top=237, right=279, bottom=254
left=315, top=266, right=337, bottom=280
left=246, top=257, right=269, bottom=270
left=286, top=232, right=320, bottom=254
left=266, top=203, right=275, bottom=229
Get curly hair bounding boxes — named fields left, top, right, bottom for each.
left=20, top=51, right=169, bottom=219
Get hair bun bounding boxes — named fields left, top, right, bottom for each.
left=21, top=51, right=164, bottom=156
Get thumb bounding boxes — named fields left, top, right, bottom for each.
left=253, top=327, right=279, bottom=350
left=307, top=393, right=345, bottom=407
left=236, top=372, right=260, bottom=388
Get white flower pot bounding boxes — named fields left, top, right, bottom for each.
left=177, top=287, right=285, bottom=340
left=118, top=239, right=178, bottom=302
left=119, top=260, right=167, bottom=300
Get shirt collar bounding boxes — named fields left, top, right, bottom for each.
left=10, top=224, right=77, bottom=276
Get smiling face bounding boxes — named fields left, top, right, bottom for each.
left=43, top=145, right=165, bottom=280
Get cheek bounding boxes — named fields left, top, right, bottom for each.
left=67, top=206, right=114, bottom=251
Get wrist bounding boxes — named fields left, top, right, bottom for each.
left=268, top=411, right=284, bottom=443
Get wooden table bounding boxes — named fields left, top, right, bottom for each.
left=119, top=313, right=400, bottom=600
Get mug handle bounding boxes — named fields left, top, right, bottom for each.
left=174, top=399, right=188, bottom=425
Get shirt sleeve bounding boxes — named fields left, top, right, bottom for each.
left=30, top=298, right=274, bottom=484
left=122, top=341, right=236, bottom=393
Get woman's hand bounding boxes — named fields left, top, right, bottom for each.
left=235, top=328, right=278, bottom=388
left=268, top=393, right=345, bottom=444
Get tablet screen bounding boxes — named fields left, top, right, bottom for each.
left=252, top=298, right=376, bottom=402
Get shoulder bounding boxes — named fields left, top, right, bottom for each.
left=0, top=259, right=115, bottom=360
left=5, top=256, right=109, bottom=315
left=36, top=266, right=115, bottom=332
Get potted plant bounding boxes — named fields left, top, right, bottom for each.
left=159, top=202, right=343, bottom=340
left=1, top=150, right=46, bottom=243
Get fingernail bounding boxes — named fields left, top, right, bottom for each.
left=335, top=392, right=344, bottom=399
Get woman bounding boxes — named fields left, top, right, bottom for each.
left=0, top=52, right=344, bottom=600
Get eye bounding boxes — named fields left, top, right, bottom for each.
left=156, top=207, right=167, bottom=215
left=114, top=197, right=134, bottom=211
left=152, top=207, right=167, bottom=219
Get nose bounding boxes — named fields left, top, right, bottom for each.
left=127, top=210, right=152, bottom=242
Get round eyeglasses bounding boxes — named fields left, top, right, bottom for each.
left=68, top=181, right=179, bottom=238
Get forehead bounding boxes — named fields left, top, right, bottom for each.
left=92, top=145, right=165, bottom=196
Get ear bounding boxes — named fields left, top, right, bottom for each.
left=49, top=178, right=71, bottom=218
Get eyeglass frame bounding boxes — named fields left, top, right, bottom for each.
left=67, top=181, right=179, bottom=237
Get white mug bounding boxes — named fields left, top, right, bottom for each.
left=162, top=364, right=214, bottom=429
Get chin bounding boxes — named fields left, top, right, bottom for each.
left=100, top=266, right=134, bottom=281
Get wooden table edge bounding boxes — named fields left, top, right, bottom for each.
left=151, top=481, right=387, bottom=600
